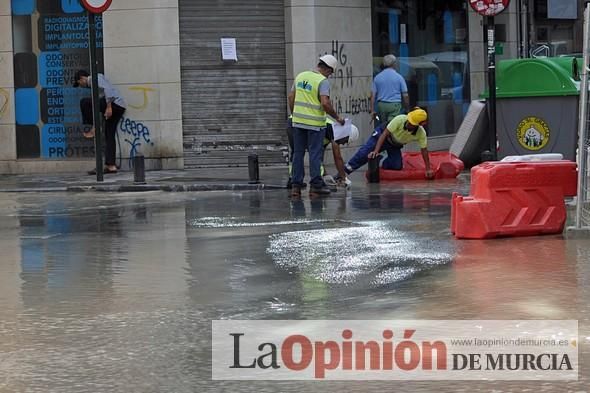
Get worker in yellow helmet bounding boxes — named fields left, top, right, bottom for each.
left=344, top=107, right=434, bottom=180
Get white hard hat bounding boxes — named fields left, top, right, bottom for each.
left=349, top=124, right=359, bottom=142
left=319, top=54, right=338, bottom=71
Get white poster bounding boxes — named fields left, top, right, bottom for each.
left=332, top=118, right=352, bottom=141
left=221, top=38, right=238, bottom=61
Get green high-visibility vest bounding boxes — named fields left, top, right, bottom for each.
left=292, top=71, right=326, bottom=128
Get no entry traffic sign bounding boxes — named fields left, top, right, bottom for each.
left=469, top=0, right=510, bottom=16
left=80, top=0, right=113, bottom=14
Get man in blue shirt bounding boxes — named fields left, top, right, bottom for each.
left=371, top=54, right=409, bottom=126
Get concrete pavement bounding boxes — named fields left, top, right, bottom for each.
left=0, top=166, right=292, bottom=193
left=0, top=165, right=473, bottom=193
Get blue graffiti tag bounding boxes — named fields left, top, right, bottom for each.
left=118, top=117, right=155, bottom=167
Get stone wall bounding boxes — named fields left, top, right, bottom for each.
left=103, top=0, right=183, bottom=170
left=0, top=0, right=16, bottom=170
left=285, top=0, right=373, bottom=153
left=0, top=0, right=184, bottom=173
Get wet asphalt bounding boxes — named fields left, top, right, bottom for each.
left=0, top=175, right=588, bottom=392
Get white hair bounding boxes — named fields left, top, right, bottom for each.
left=383, top=54, right=397, bottom=67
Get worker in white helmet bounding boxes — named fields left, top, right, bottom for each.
left=286, top=116, right=359, bottom=189
left=288, top=54, right=345, bottom=197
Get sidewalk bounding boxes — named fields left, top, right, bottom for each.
left=0, top=166, right=291, bottom=193
left=0, top=165, right=473, bottom=194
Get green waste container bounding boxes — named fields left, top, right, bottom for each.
left=492, top=57, right=580, bottom=160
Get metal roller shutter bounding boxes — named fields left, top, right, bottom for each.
left=179, top=0, right=288, bottom=168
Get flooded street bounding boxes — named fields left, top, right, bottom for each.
left=0, top=183, right=588, bottom=392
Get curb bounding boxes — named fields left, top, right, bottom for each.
left=0, top=183, right=287, bottom=193
left=0, top=187, right=69, bottom=193
left=564, top=226, right=590, bottom=239
left=66, top=183, right=287, bottom=193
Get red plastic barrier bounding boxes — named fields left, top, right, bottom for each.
left=470, top=161, right=578, bottom=198
left=451, top=161, right=577, bottom=239
left=374, top=152, right=464, bottom=181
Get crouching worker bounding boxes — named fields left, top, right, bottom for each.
left=344, top=107, right=434, bottom=180
left=287, top=117, right=359, bottom=188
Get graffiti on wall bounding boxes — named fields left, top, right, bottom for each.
left=127, top=86, right=157, bottom=110
left=330, top=40, right=353, bottom=90
left=118, top=117, right=155, bottom=167
left=320, top=40, right=371, bottom=117
left=0, top=88, right=8, bottom=119
left=117, top=86, right=158, bottom=166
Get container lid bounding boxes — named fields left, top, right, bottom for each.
left=483, top=57, right=580, bottom=98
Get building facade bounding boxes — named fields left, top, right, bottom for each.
left=0, top=0, right=583, bottom=173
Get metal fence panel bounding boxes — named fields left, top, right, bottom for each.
left=575, top=2, right=590, bottom=228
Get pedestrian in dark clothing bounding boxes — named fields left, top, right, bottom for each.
left=74, top=70, right=126, bottom=174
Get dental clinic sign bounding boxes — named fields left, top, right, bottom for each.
left=469, top=0, right=510, bottom=16
left=80, top=0, right=113, bottom=14
left=11, top=0, right=104, bottom=160
left=212, top=320, right=578, bottom=380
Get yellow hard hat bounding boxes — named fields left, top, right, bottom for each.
left=407, top=108, right=428, bottom=126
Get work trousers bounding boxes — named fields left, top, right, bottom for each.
left=376, top=101, right=402, bottom=126
left=80, top=97, right=125, bottom=166
left=287, top=121, right=330, bottom=177
left=291, top=126, right=326, bottom=188
left=346, top=125, right=402, bottom=172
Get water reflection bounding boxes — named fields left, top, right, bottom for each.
left=290, top=199, right=306, bottom=218
left=19, top=207, right=121, bottom=314
left=16, top=198, right=191, bottom=315
left=0, top=190, right=586, bottom=392
left=451, top=237, right=579, bottom=319
left=350, top=188, right=454, bottom=212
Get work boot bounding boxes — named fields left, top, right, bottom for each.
left=309, top=184, right=331, bottom=195
left=286, top=178, right=307, bottom=189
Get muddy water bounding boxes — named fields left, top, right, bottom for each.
left=0, top=186, right=587, bottom=392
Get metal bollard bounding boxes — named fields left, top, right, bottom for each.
left=367, top=156, right=380, bottom=183
left=133, top=155, right=146, bottom=184
left=248, top=154, right=260, bottom=184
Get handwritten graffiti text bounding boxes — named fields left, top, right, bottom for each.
left=118, top=117, right=154, bottom=166
left=128, top=86, right=157, bottom=110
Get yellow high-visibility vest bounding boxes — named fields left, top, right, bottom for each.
left=292, top=71, right=326, bottom=128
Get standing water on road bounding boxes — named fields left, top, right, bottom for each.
left=0, top=185, right=587, bottom=392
